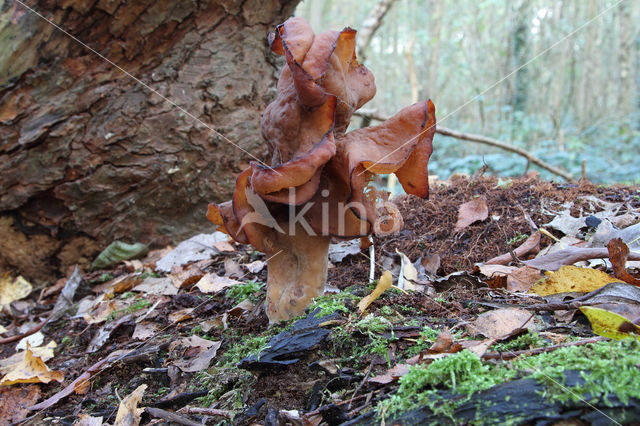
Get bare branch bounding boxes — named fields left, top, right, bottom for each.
left=354, top=110, right=576, bottom=182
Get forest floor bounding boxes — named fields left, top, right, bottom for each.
left=2, top=174, right=640, bottom=425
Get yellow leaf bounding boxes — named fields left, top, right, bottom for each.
left=579, top=306, right=640, bottom=340
left=0, top=344, right=64, bottom=386
left=114, top=384, right=147, bottom=426
left=530, top=266, right=621, bottom=296
left=358, top=271, right=393, bottom=314
left=0, top=341, right=57, bottom=374
left=0, top=273, right=32, bottom=305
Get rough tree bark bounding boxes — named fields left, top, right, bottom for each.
left=0, top=0, right=299, bottom=282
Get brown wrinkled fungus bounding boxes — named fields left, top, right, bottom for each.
left=207, top=17, right=436, bottom=323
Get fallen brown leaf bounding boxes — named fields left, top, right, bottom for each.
left=454, top=198, right=489, bottom=232
left=0, top=385, right=40, bottom=423
left=427, top=331, right=463, bottom=354
left=607, top=238, right=640, bottom=286
left=467, top=308, right=535, bottom=338
left=506, top=266, right=542, bottom=292
left=169, top=336, right=222, bottom=372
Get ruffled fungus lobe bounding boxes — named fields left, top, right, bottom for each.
left=207, top=17, right=436, bottom=322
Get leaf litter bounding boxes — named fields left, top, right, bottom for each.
left=1, top=175, right=639, bottom=424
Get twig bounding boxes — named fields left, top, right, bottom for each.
left=149, top=390, right=208, bottom=409
left=145, top=407, right=201, bottom=426
left=178, top=406, right=234, bottom=419
left=349, top=360, right=374, bottom=409
left=354, top=110, right=575, bottom=182
left=523, top=247, right=640, bottom=270
left=305, top=389, right=387, bottom=418
left=0, top=315, right=49, bottom=345
left=482, top=336, right=606, bottom=360
left=484, top=231, right=541, bottom=265
left=524, top=302, right=583, bottom=312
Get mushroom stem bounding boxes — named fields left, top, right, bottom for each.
left=264, top=224, right=331, bottom=322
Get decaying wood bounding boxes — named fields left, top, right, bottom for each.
left=354, top=110, right=576, bottom=182
left=0, top=0, right=300, bottom=281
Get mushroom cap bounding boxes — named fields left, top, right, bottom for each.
left=208, top=17, right=436, bottom=247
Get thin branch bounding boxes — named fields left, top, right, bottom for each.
left=354, top=110, right=576, bottom=182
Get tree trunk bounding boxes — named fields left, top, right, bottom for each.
left=0, top=0, right=299, bottom=282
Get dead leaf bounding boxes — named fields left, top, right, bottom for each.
left=82, top=297, right=118, bottom=324
left=16, top=331, right=45, bottom=350
left=195, top=273, right=242, bottom=294
left=485, top=274, right=507, bottom=289
left=29, top=349, right=132, bottom=411
left=0, top=341, right=57, bottom=374
left=93, top=273, right=141, bottom=295
left=506, top=266, right=542, bottom=292
left=574, top=281, right=640, bottom=305
left=114, top=384, right=147, bottom=426
left=467, top=308, right=535, bottom=338
left=454, top=198, right=488, bottom=232
left=461, top=338, right=496, bottom=357
left=123, top=259, right=144, bottom=271
left=0, top=273, right=32, bottom=305
left=580, top=306, right=640, bottom=340
left=169, top=266, right=203, bottom=289
left=427, top=331, right=462, bottom=354
left=358, top=271, right=393, bottom=314
left=227, top=299, right=255, bottom=318
left=396, top=250, right=419, bottom=291
left=245, top=260, right=265, bottom=274
left=368, top=363, right=411, bottom=385
left=476, top=264, right=516, bottom=277
left=591, top=303, right=640, bottom=324
left=133, top=277, right=178, bottom=295
left=155, top=232, right=228, bottom=272
left=86, top=314, right=132, bottom=353
left=224, top=258, right=243, bottom=278
left=73, top=413, right=103, bottom=426
left=0, top=385, right=41, bottom=423
left=607, top=238, right=640, bottom=286
left=74, top=377, right=91, bottom=395
left=328, top=239, right=361, bottom=263
left=421, top=253, right=441, bottom=275
left=213, top=240, right=235, bottom=252
left=0, top=344, right=64, bottom=385
left=544, top=208, right=586, bottom=238
left=168, top=308, right=194, bottom=324
left=132, top=322, right=159, bottom=341
left=530, top=265, right=622, bottom=296
left=48, top=266, right=83, bottom=323
left=169, top=336, right=222, bottom=372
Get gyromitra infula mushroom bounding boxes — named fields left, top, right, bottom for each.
left=207, top=17, right=436, bottom=322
